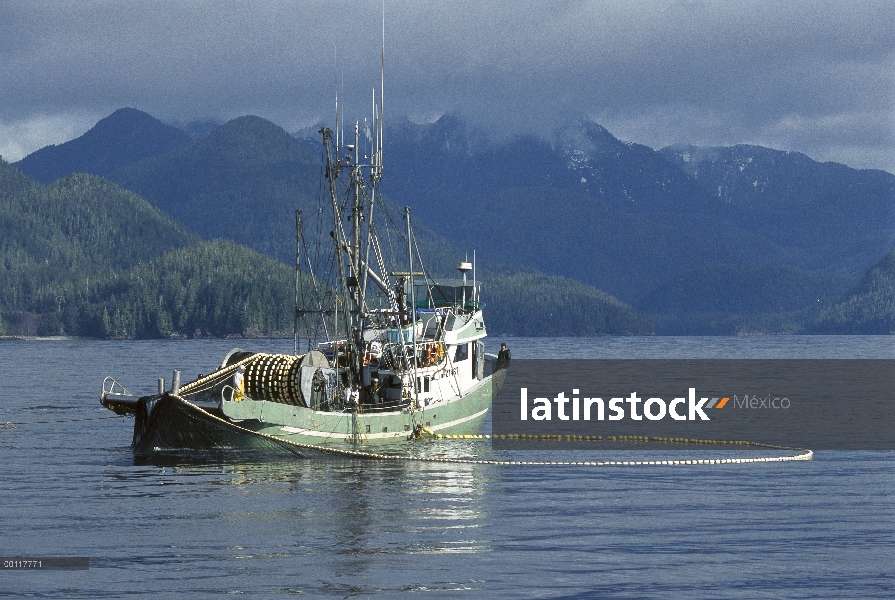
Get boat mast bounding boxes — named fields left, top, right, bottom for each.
left=361, top=7, right=386, bottom=308
left=361, top=89, right=381, bottom=308
left=406, top=206, right=419, bottom=410
left=300, top=210, right=311, bottom=354
left=317, top=6, right=386, bottom=394
left=351, top=121, right=365, bottom=383
left=320, top=126, right=350, bottom=375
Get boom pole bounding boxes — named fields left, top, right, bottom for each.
left=294, top=209, right=302, bottom=354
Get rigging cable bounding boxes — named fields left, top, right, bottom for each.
left=157, top=393, right=814, bottom=467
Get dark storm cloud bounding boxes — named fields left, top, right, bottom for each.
left=1, top=0, right=893, bottom=171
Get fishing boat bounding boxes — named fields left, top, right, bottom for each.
left=100, top=79, right=507, bottom=456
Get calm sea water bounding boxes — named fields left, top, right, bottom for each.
left=2, top=336, right=894, bottom=598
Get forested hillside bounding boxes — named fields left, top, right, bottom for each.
left=480, top=267, right=652, bottom=336
left=811, top=249, right=895, bottom=334
left=0, top=159, right=309, bottom=338
left=0, top=159, right=197, bottom=318
left=1, top=156, right=650, bottom=338
left=74, top=240, right=306, bottom=339
left=637, top=264, right=848, bottom=335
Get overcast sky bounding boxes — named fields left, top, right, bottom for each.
left=1, top=0, right=893, bottom=172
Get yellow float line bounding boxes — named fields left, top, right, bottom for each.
left=163, top=394, right=812, bottom=466
left=433, top=434, right=755, bottom=445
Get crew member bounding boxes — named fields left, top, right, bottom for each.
left=232, top=365, right=245, bottom=402
left=368, top=378, right=381, bottom=408
left=497, top=343, right=511, bottom=370
left=345, top=384, right=360, bottom=407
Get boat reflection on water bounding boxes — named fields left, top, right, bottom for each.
left=124, top=444, right=497, bottom=557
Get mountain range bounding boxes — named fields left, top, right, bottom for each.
left=374, top=116, right=894, bottom=333
left=9, top=108, right=895, bottom=335
left=3, top=112, right=647, bottom=337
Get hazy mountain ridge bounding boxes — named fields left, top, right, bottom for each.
left=659, top=144, right=895, bottom=275
left=105, top=113, right=651, bottom=336
left=111, top=115, right=322, bottom=260
left=10, top=108, right=894, bottom=335
left=3, top=117, right=650, bottom=337
left=13, top=108, right=192, bottom=184
left=377, top=116, right=893, bottom=333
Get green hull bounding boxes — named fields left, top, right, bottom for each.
left=132, top=369, right=505, bottom=456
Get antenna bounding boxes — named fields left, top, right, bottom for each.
left=380, top=0, right=385, bottom=170
left=371, top=94, right=381, bottom=180
left=334, top=46, right=339, bottom=152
